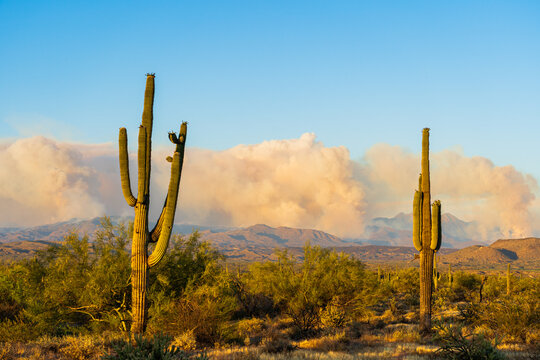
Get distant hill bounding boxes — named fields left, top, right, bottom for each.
left=0, top=217, right=104, bottom=243
left=0, top=240, right=56, bottom=261
left=440, top=237, right=540, bottom=269
left=0, top=217, right=231, bottom=244
left=200, top=224, right=347, bottom=248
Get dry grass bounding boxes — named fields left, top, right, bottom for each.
left=1, top=333, right=537, bottom=360
left=209, top=342, right=438, bottom=359
left=295, top=331, right=350, bottom=352
left=0, top=333, right=126, bottom=360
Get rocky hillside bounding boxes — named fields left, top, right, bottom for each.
left=440, top=237, right=540, bottom=269
left=200, top=224, right=347, bottom=248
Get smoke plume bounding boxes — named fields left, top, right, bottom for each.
left=0, top=136, right=107, bottom=226
left=0, top=134, right=537, bottom=241
left=169, top=133, right=367, bottom=238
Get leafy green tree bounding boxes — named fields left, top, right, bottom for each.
left=0, top=217, right=132, bottom=339
left=245, top=244, right=367, bottom=332
left=147, top=232, right=236, bottom=345
left=149, top=231, right=224, bottom=298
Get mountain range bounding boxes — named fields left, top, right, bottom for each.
left=357, top=212, right=485, bottom=248
left=0, top=214, right=538, bottom=269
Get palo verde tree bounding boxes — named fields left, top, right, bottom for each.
left=412, top=128, right=441, bottom=334
left=119, top=73, right=187, bottom=334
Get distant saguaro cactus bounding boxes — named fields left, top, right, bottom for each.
left=412, top=128, right=442, bottom=334
left=506, top=263, right=511, bottom=295
left=119, top=74, right=187, bottom=334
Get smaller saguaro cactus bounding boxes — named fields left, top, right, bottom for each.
left=448, top=264, right=453, bottom=287
left=377, top=265, right=382, bottom=283
left=412, top=128, right=442, bottom=334
left=479, top=274, right=487, bottom=303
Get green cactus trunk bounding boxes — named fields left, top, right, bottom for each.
left=433, top=254, right=438, bottom=291
left=412, top=128, right=441, bottom=335
left=118, top=74, right=187, bottom=334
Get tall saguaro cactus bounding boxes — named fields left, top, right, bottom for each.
left=412, top=128, right=441, bottom=334
left=119, top=74, right=187, bottom=334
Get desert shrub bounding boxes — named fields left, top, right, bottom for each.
left=0, top=218, right=132, bottom=340
left=260, top=326, right=295, bottom=354
left=482, top=276, right=506, bottom=301
left=0, top=283, right=21, bottom=322
left=460, top=292, right=539, bottom=344
left=452, top=272, right=482, bottom=302
left=60, top=335, right=102, bottom=360
left=230, top=274, right=276, bottom=319
left=236, top=317, right=266, bottom=345
left=319, top=296, right=350, bottom=329
left=389, top=267, right=420, bottom=307
left=149, top=231, right=224, bottom=298
left=171, top=330, right=197, bottom=351
left=433, top=287, right=454, bottom=313
left=147, top=231, right=237, bottom=345
left=245, top=245, right=367, bottom=333
left=149, top=261, right=238, bottom=346
left=434, top=322, right=505, bottom=360
left=0, top=318, right=42, bottom=342
left=102, top=333, right=208, bottom=360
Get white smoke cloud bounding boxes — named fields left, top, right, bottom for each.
left=0, top=134, right=537, bottom=242
left=168, top=133, right=367, bottom=238
left=0, top=136, right=108, bottom=226
left=359, top=145, right=538, bottom=239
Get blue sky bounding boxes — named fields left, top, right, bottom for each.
left=1, top=0, right=539, bottom=171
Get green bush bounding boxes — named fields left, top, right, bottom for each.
left=102, top=333, right=208, bottom=360
left=0, top=218, right=133, bottom=340
left=459, top=291, right=540, bottom=343
left=452, top=272, right=482, bottom=302
left=434, top=321, right=506, bottom=360
left=244, top=245, right=367, bottom=333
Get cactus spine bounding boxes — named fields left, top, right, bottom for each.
left=119, top=74, right=187, bottom=334
left=412, top=128, right=441, bottom=334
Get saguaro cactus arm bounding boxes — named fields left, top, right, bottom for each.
left=148, top=122, right=187, bottom=267
left=413, top=190, right=423, bottom=252
left=142, top=74, right=155, bottom=196
left=149, top=123, right=188, bottom=243
left=137, top=126, right=148, bottom=203
left=119, top=128, right=137, bottom=207
left=431, top=200, right=442, bottom=251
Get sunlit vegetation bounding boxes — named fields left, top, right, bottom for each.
left=0, top=218, right=538, bottom=359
